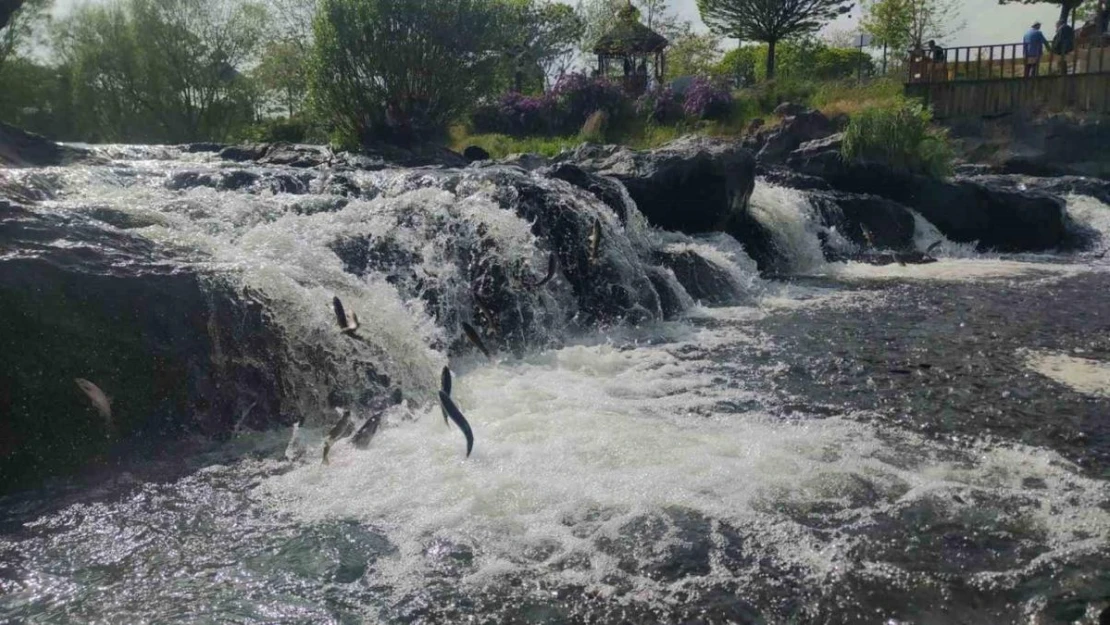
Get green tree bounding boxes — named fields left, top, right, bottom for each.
left=1, top=0, right=48, bottom=75
left=861, top=0, right=962, bottom=52
left=577, top=0, right=684, bottom=56
left=254, top=38, right=308, bottom=117
left=664, top=25, right=723, bottom=80
left=311, top=0, right=503, bottom=147
left=499, top=0, right=584, bottom=91
left=715, top=37, right=873, bottom=82
left=54, top=0, right=268, bottom=142
left=697, top=0, right=854, bottom=79
left=998, top=0, right=1083, bottom=24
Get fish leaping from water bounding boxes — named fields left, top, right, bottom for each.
left=588, top=218, right=602, bottom=265
left=438, top=390, right=474, bottom=458
left=461, top=321, right=493, bottom=360
left=440, top=366, right=453, bottom=425
left=75, top=378, right=112, bottom=431
left=926, top=240, right=943, bottom=255
left=323, top=407, right=354, bottom=465
left=522, top=253, right=557, bottom=289
left=333, top=296, right=360, bottom=335
left=285, top=418, right=305, bottom=461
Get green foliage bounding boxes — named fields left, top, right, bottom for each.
left=234, top=115, right=323, bottom=143
left=841, top=97, right=954, bottom=179
left=860, top=0, right=963, bottom=52
left=715, top=38, right=874, bottom=84
left=998, top=0, right=1082, bottom=23
left=253, top=39, right=309, bottom=118
left=310, top=0, right=503, bottom=147
left=664, top=26, right=722, bottom=80
left=1, top=0, right=49, bottom=73
left=53, top=0, right=268, bottom=143
left=497, top=0, right=583, bottom=91
left=0, top=57, right=72, bottom=134
left=696, top=0, right=852, bottom=78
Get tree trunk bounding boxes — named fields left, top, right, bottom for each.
left=766, top=39, right=777, bottom=80
left=0, top=0, right=26, bottom=31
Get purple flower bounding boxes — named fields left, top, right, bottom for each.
left=682, top=78, right=733, bottom=120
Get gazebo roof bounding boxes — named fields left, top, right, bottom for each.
left=593, top=3, right=668, bottom=56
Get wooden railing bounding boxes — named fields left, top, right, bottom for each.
left=907, top=41, right=1110, bottom=84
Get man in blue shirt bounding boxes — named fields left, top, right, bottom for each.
left=1024, top=22, right=1049, bottom=77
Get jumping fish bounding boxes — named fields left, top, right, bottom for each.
left=461, top=321, right=492, bottom=360
left=860, top=225, right=875, bottom=248
left=522, top=253, right=557, bottom=289
left=440, top=366, right=452, bottom=425
left=323, top=408, right=354, bottom=465
left=352, top=412, right=382, bottom=449
left=284, top=419, right=305, bottom=461
left=332, top=296, right=360, bottom=335
left=588, top=218, right=602, bottom=265
left=75, top=378, right=112, bottom=429
left=926, top=240, right=944, bottom=255
left=474, top=298, right=499, bottom=336
left=438, top=390, right=474, bottom=458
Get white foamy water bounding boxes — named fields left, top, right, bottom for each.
left=748, top=183, right=828, bottom=274
left=256, top=305, right=1110, bottom=602
left=1024, top=350, right=1110, bottom=398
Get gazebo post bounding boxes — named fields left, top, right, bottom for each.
left=591, top=2, right=668, bottom=96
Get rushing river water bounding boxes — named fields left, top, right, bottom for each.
left=1, top=146, right=1109, bottom=624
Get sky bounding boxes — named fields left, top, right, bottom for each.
left=48, top=0, right=1063, bottom=48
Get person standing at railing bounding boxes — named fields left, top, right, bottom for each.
left=926, top=40, right=947, bottom=81
left=1052, top=20, right=1076, bottom=74
left=1024, top=22, right=1050, bottom=77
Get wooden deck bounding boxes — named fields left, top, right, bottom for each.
left=904, top=43, right=1110, bottom=118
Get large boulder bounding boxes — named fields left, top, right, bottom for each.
left=947, top=113, right=1110, bottom=179
left=561, top=136, right=757, bottom=235
left=751, top=109, right=835, bottom=163
left=806, top=190, right=918, bottom=253
left=0, top=123, right=90, bottom=167
left=653, top=247, right=747, bottom=306
left=788, top=136, right=1071, bottom=252
left=0, top=202, right=288, bottom=493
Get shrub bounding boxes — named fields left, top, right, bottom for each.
left=550, top=72, right=626, bottom=130
left=635, top=86, right=683, bottom=124
left=579, top=110, right=609, bottom=142
left=310, top=0, right=502, bottom=146
left=683, top=77, right=733, bottom=120
left=841, top=98, right=954, bottom=179
left=471, top=91, right=558, bottom=136
left=236, top=116, right=323, bottom=143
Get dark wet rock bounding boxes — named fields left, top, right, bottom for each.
left=354, top=143, right=467, bottom=169
left=166, top=171, right=218, bottom=191
left=181, top=142, right=224, bottom=154
left=218, top=143, right=269, bottom=162
left=645, top=266, right=688, bottom=319
left=773, top=102, right=809, bottom=117
left=217, top=170, right=260, bottom=191
left=789, top=143, right=1070, bottom=252
left=594, top=508, right=714, bottom=582
left=561, top=136, right=757, bottom=235
left=544, top=162, right=630, bottom=223
left=260, top=143, right=331, bottom=168
left=0, top=207, right=287, bottom=494
left=462, top=145, right=490, bottom=163
left=654, top=248, right=744, bottom=305
left=964, top=173, right=1110, bottom=206
left=755, top=109, right=835, bottom=163
left=757, top=165, right=831, bottom=191
left=807, top=190, right=917, bottom=252
left=263, top=172, right=311, bottom=195
left=947, top=112, right=1110, bottom=179
left=500, top=152, right=551, bottom=171
left=319, top=174, right=362, bottom=198
left=0, top=122, right=90, bottom=168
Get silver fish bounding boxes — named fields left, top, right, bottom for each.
left=440, top=366, right=452, bottom=425
left=323, top=408, right=354, bottom=465
left=75, top=378, right=112, bottom=429
left=438, top=390, right=474, bottom=458
left=926, top=240, right=944, bottom=255
left=352, top=412, right=382, bottom=449
left=588, top=218, right=602, bottom=265
left=860, top=225, right=875, bottom=248
left=522, top=253, right=557, bottom=289
left=333, top=296, right=360, bottom=335
left=461, top=322, right=492, bottom=360
left=284, top=419, right=305, bottom=461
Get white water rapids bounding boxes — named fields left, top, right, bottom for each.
left=1, top=145, right=1109, bottom=623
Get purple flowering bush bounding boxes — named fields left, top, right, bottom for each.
left=549, top=72, right=627, bottom=132
left=635, top=86, right=682, bottom=124
left=471, top=92, right=558, bottom=136
left=682, top=77, right=734, bottom=120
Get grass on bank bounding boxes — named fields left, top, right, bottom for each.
left=450, top=78, right=905, bottom=159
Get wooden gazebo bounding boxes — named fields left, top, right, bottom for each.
left=593, top=1, right=668, bottom=96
